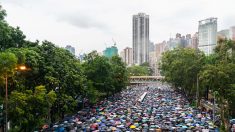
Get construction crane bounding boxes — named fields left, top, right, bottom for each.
left=112, top=38, right=117, bottom=46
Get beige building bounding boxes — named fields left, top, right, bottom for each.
left=148, top=41, right=167, bottom=76
left=191, top=32, right=199, bottom=49
left=120, top=51, right=125, bottom=62
left=155, top=41, right=167, bottom=76
left=230, top=26, right=235, bottom=41
left=149, top=51, right=157, bottom=75
left=217, top=26, right=235, bottom=41
left=120, top=47, right=133, bottom=66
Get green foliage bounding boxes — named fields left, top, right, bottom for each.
left=8, top=86, right=56, bottom=131
left=82, top=51, right=128, bottom=100
left=83, top=51, right=112, bottom=95
left=140, top=62, right=150, bottom=67
left=0, top=23, right=26, bottom=50
left=160, top=39, right=235, bottom=130
left=0, top=52, right=17, bottom=77
left=160, top=48, right=205, bottom=100
left=199, top=39, right=235, bottom=129
left=127, top=65, right=150, bottom=76
left=0, top=5, right=35, bottom=51
left=0, top=5, right=7, bottom=21
left=110, top=56, right=128, bottom=93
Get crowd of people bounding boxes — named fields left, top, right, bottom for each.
left=43, top=83, right=219, bottom=132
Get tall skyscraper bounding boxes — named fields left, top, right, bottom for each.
left=133, top=13, right=149, bottom=65
left=65, top=45, right=75, bottom=55
left=198, top=18, right=217, bottom=55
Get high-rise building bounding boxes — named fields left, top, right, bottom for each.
left=65, top=45, right=75, bottom=55
left=120, top=51, right=125, bottom=62
left=176, top=33, right=181, bottom=38
left=133, top=13, right=149, bottom=65
left=103, top=45, right=118, bottom=58
left=155, top=41, right=167, bottom=76
left=185, top=34, right=192, bottom=48
left=167, top=33, right=184, bottom=50
left=230, top=26, right=235, bottom=41
left=218, top=29, right=230, bottom=39
left=191, top=32, right=199, bottom=49
left=149, top=41, right=155, bottom=52
left=149, top=51, right=156, bottom=75
left=121, top=47, right=133, bottom=66
left=198, top=18, right=217, bottom=55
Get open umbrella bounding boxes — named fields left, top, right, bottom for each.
left=111, top=127, right=117, bottom=131
left=130, top=125, right=136, bottom=129
left=126, top=122, right=131, bottom=127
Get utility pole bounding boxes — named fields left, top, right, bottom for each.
left=213, top=92, right=216, bottom=123
left=196, top=74, right=199, bottom=107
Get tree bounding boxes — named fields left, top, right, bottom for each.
left=8, top=86, right=56, bottom=131
left=0, top=51, right=18, bottom=97
left=0, top=23, right=26, bottom=50
left=82, top=51, right=112, bottom=98
left=34, top=41, right=85, bottom=121
left=127, top=65, right=150, bottom=76
left=0, top=5, right=6, bottom=22
left=0, top=5, right=27, bottom=51
left=0, top=52, right=17, bottom=128
left=0, top=52, right=17, bottom=78
left=199, top=63, right=235, bottom=131
left=82, top=52, right=128, bottom=102
left=160, top=48, right=205, bottom=101
left=199, top=39, right=235, bottom=131
left=110, top=56, right=128, bottom=93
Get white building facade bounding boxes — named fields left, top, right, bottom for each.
left=198, top=18, right=217, bottom=55
left=133, top=13, right=149, bottom=65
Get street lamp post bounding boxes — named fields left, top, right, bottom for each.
left=5, top=65, right=28, bottom=132
left=5, top=74, right=8, bottom=132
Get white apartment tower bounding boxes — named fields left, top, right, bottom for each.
left=198, top=18, right=217, bottom=55
left=133, top=13, right=149, bottom=65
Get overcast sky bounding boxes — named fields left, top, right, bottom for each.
left=1, top=0, right=235, bottom=55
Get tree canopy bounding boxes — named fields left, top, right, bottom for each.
left=160, top=48, right=205, bottom=101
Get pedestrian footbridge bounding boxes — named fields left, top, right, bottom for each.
left=129, top=76, right=164, bottom=84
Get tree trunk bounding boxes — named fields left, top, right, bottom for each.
left=220, top=97, right=229, bottom=131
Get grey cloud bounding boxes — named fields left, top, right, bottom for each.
left=222, top=16, right=235, bottom=28
left=2, top=0, right=45, bottom=7
left=57, top=13, right=109, bottom=31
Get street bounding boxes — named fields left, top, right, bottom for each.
left=46, top=83, right=219, bottom=132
